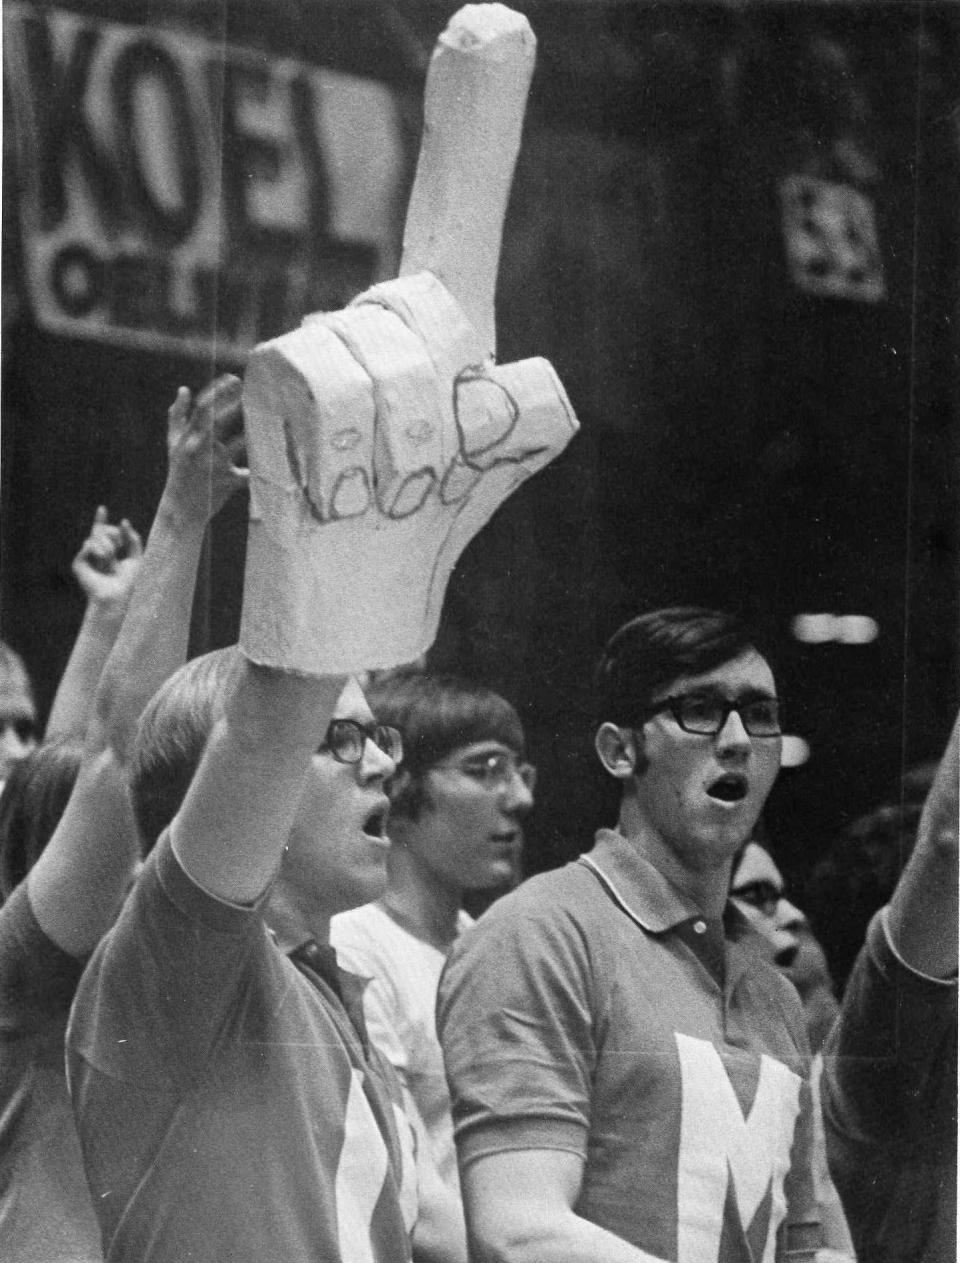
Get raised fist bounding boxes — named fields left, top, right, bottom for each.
left=72, top=506, right=143, bottom=609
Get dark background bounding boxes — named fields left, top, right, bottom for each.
left=3, top=1, right=958, bottom=958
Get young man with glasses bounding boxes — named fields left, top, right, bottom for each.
left=332, top=669, right=534, bottom=1241
left=66, top=648, right=446, bottom=1262
left=64, top=241, right=574, bottom=1257
left=438, top=607, right=850, bottom=1263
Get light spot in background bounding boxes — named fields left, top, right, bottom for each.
left=791, top=613, right=837, bottom=643
left=836, top=615, right=879, bottom=644
left=780, top=735, right=811, bottom=768
left=791, top=613, right=879, bottom=645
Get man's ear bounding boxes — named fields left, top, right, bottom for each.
left=595, top=723, right=639, bottom=779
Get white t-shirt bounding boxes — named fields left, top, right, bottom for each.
left=331, top=901, right=472, bottom=1191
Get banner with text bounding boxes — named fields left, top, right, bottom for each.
left=4, top=4, right=407, bottom=361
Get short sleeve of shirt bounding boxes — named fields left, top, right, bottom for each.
left=68, top=829, right=273, bottom=1090
left=820, top=908, right=958, bottom=1262
left=822, top=907, right=958, bottom=1144
left=437, top=885, right=597, bottom=1167
left=0, top=882, right=85, bottom=1034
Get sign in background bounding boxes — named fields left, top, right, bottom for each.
left=4, top=4, right=405, bottom=359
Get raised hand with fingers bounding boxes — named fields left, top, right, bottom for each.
left=71, top=505, right=144, bottom=610
left=164, top=373, right=248, bottom=525
left=241, top=5, right=578, bottom=675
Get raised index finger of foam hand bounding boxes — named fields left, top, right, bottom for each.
left=399, top=3, right=535, bottom=358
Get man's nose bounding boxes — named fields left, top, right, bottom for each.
left=775, top=896, right=805, bottom=934
left=715, top=709, right=751, bottom=753
left=502, top=763, right=535, bottom=816
left=359, top=735, right=396, bottom=781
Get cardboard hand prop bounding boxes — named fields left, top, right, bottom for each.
left=240, top=3, right=579, bottom=674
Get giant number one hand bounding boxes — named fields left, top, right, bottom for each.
left=240, top=3, right=579, bottom=674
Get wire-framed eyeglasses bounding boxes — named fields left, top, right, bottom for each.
left=319, top=718, right=403, bottom=765
left=644, top=693, right=782, bottom=738
left=432, top=750, right=536, bottom=792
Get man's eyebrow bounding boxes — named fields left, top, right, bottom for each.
left=459, top=745, right=516, bottom=760
left=681, top=687, right=778, bottom=702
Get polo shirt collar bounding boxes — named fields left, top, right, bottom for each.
left=579, top=828, right=704, bottom=932
left=580, top=828, right=754, bottom=939
left=267, top=921, right=373, bottom=1048
left=581, top=830, right=762, bottom=992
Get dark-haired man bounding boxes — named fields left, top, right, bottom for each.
left=333, top=669, right=533, bottom=1194
left=439, top=607, right=848, bottom=1263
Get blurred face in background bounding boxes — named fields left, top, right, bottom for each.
left=730, top=840, right=803, bottom=966
left=0, top=664, right=37, bottom=786
left=731, top=839, right=839, bottom=1051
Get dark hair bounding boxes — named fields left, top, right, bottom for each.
left=0, top=738, right=82, bottom=900
left=131, top=647, right=243, bottom=855
left=594, top=606, right=765, bottom=727
left=804, top=763, right=936, bottom=993
left=366, top=668, right=525, bottom=821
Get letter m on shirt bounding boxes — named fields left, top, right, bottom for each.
left=675, top=1033, right=801, bottom=1263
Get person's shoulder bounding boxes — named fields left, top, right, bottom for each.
left=475, top=858, right=594, bottom=921
left=508, top=853, right=602, bottom=902
left=449, top=858, right=600, bottom=966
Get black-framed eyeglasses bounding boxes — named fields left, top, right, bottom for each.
left=730, top=880, right=783, bottom=917
left=644, top=693, right=782, bottom=737
left=432, top=750, right=536, bottom=793
left=319, top=719, right=403, bottom=765
left=0, top=716, right=36, bottom=743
